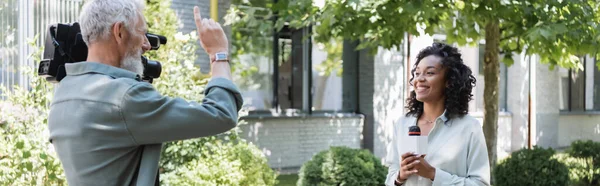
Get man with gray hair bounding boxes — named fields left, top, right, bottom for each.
left=47, top=0, right=242, bottom=185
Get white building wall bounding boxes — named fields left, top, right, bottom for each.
left=558, top=114, right=600, bottom=147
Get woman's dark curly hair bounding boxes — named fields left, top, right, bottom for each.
left=406, top=42, right=476, bottom=119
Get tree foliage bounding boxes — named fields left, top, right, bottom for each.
left=224, top=0, right=344, bottom=78
left=279, top=0, right=599, bottom=69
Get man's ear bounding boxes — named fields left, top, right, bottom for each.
left=112, top=22, right=125, bottom=44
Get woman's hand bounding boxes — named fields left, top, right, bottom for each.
left=412, top=154, right=436, bottom=180
left=398, top=152, right=420, bottom=181
left=398, top=153, right=436, bottom=181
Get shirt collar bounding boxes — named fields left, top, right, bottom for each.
left=439, top=109, right=450, bottom=126
left=411, top=109, right=451, bottom=126
left=65, top=62, right=141, bottom=81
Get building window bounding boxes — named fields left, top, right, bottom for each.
left=229, top=4, right=342, bottom=113
left=233, top=43, right=274, bottom=110
left=559, top=56, right=600, bottom=111
left=275, top=26, right=343, bottom=112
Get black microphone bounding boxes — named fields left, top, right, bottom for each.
left=408, top=126, right=421, bottom=136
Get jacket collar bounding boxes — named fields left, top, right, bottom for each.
left=65, top=62, right=141, bottom=81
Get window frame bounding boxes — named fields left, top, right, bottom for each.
left=560, top=56, right=600, bottom=112
left=242, top=23, right=344, bottom=115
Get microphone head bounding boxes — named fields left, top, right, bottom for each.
left=408, top=126, right=421, bottom=136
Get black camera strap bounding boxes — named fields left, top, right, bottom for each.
left=131, top=144, right=162, bottom=186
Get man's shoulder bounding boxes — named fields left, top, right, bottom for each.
left=52, top=73, right=144, bottom=105
left=61, top=72, right=141, bottom=91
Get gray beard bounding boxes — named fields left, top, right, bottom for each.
left=120, top=49, right=144, bottom=75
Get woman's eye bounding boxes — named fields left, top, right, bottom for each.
left=427, top=72, right=435, bottom=75
left=415, top=73, right=421, bottom=76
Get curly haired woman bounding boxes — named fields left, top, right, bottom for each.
left=385, top=43, right=490, bottom=186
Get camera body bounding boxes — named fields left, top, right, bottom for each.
left=38, top=22, right=166, bottom=83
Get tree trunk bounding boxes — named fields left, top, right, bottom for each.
left=483, top=20, right=500, bottom=182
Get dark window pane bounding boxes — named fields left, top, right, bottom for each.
left=290, top=28, right=306, bottom=110
left=559, top=76, right=570, bottom=111
left=277, top=39, right=293, bottom=110
left=569, top=58, right=586, bottom=111
left=594, top=58, right=600, bottom=110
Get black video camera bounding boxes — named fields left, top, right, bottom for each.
left=38, top=22, right=166, bottom=83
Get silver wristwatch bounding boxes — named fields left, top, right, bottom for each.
left=213, top=52, right=229, bottom=63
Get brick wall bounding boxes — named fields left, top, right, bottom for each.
left=239, top=115, right=363, bottom=170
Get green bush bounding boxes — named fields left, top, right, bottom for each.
left=565, top=140, right=600, bottom=186
left=0, top=83, right=66, bottom=186
left=161, top=140, right=277, bottom=186
left=494, top=146, right=569, bottom=186
left=0, top=36, right=65, bottom=185
left=297, top=146, right=387, bottom=186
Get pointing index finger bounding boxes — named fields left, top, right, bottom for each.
left=194, top=6, right=202, bottom=29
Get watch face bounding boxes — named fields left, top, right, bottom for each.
left=216, top=53, right=228, bottom=60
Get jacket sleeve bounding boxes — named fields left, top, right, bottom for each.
left=120, top=77, right=243, bottom=145
left=432, top=125, right=491, bottom=186
left=385, top=121, right=401, bottom=186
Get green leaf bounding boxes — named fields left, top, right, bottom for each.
left=39, top=153, right=47, bottom=160
left=508, top=41, right=517, bottom=50
left=25, top=162, right=33, bottom=171
left=503, top=53, right=515, bottom=67
left=16, top=141, right=24, bottom=149
left=550, top=24, right=568, bottom=34
left=22, top=151, right=31, bottom=159
left=455, top=0, right=465, bottom=10
left=539, top=28, right=552, bottom=39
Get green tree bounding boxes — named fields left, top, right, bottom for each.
left=269, top=0, right=600, bottom=178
